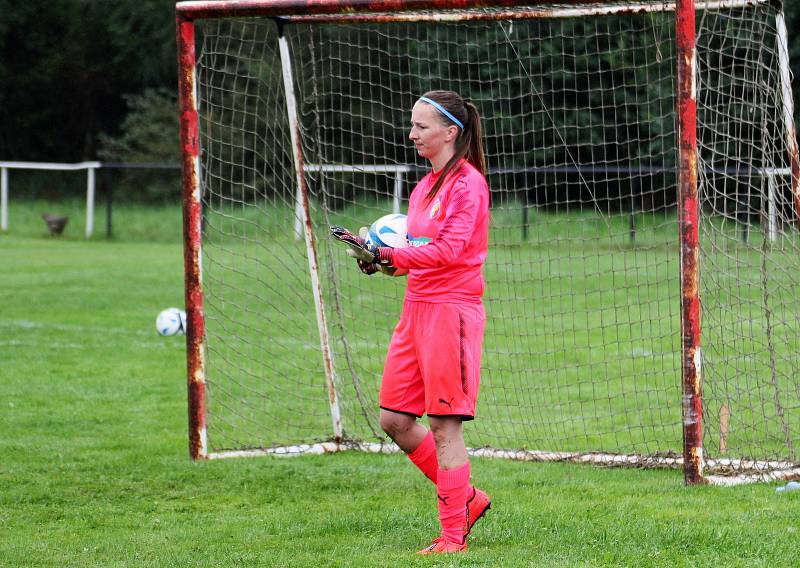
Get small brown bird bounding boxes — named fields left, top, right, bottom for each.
left=42, top=213, right=69, bottom=236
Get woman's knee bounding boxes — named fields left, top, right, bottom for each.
left=379, top=411, right=415, bottom=439
left=428, top=416, right=462, bottom=442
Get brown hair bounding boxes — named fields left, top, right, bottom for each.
left=419, top=90, right=486, bottom=200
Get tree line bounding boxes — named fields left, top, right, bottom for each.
left=1, top=1, right=798, bottom=204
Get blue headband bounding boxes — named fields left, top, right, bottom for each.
left=419, top=96, right=464, bottom=130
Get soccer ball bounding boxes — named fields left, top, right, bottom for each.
left=156, top=307, right=186, bottom=336
left=366, top=213, right=408, bottom=248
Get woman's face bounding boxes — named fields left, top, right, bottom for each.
left=409, top=101, right=458, bottom=163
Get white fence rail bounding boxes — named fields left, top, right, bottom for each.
left=0, top=161, right=180, bottom=238
left=303, top=163, right=412, bottom=240
left=2, top=161, right=790, bottom=242
left=0, top=161, right=101, bottom=237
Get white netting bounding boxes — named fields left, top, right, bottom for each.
left=191, top=2, right=800, bottom=478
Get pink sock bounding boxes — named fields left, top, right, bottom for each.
left=436, top=461, right=471, bottom=544
left=407, top=431, right=439, bottom=483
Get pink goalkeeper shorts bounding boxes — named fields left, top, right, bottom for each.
left=379, top=300, right=485, bottom=420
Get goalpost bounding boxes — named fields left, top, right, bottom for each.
left=176, top=0, right=800, bottom=485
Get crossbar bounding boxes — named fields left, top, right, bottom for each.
left=176, top=0, right=768, bottom=20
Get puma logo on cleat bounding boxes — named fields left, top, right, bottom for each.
left=438, top=397, right=454, bottom=409
left=437, top=494, right=449, bottom=505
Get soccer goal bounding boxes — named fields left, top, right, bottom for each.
left=175, top=0, right=800, bottom=485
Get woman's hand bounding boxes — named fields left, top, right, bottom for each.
left=330, top=225, right=377, bottom=263
left=330, top=225, right=398, bottom=276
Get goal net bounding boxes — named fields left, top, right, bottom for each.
left=177, top=0, right=800, bottom=483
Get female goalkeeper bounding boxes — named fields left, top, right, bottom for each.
left=332, top=90, right=491, bottom=555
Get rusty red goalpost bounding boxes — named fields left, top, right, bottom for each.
left=176, top=0, right=800, bottom=485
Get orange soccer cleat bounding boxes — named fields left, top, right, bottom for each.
left=416, top=537, right=468, bottom=555
left=465, top=487, right=491, bottom=536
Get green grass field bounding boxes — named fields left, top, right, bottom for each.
left=2, top=201, right=800, bottom=567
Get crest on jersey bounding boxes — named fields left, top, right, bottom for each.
left=429, top=198, right=441, bottom=219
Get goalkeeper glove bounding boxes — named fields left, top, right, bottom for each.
left=329, top=225, right=395, bottom=275
left=330, top=225, right=377, bottom=263
left=357, top=227, right=397, bottom=276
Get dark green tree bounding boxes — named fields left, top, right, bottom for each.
left=0, top=0, right=175, bottom=162
left=98, top=87, right=179, bottom=202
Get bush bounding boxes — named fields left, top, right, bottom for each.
left=99, top=88, right=179, bottom=203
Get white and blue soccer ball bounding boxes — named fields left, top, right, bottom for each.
left=156, top=307, right=187, bottom=336
left=366, top=213, right=409, bottom=249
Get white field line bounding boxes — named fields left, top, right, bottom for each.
left=4, top=319, right=154, bottom=337
left=1, top=319, right=183, bottom=349
left=0, top=338, right=176, bottom=350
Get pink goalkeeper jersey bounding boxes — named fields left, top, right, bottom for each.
left=391, top=159, right=490, bottom=303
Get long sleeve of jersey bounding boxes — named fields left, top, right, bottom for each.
left=389, top=160, right=490, bottom=303
left=392, top=181, right=479, bottom=269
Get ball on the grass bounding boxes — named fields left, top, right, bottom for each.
left=366, top=213, right=408, bottom=249
left=156, top=307, right=186, bottom=336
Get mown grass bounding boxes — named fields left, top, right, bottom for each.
left=2, top=202, right=800, bottom=566
left=6, top=198, right=796, bottom=463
